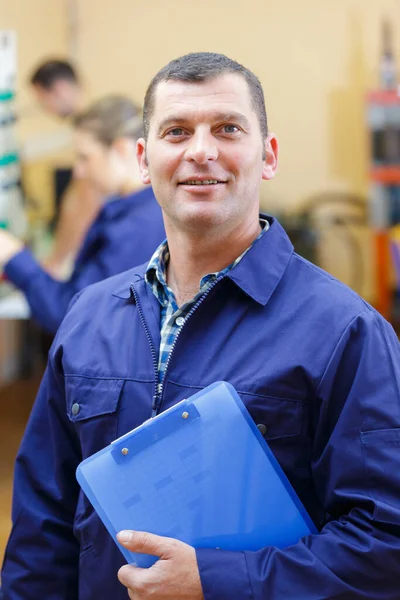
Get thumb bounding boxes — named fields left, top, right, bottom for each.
left=117, top=530, right=177, bottom=557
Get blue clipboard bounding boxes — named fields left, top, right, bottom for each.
left=76, top=381, right=317, bottom=567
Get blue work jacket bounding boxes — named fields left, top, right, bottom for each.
left=2, top=216, right=400, bottom=599
left=3, top=186, right=165, bottom=333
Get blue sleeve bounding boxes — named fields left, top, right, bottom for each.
left=3, top=249, right=86, bottom=333
left=0, top=357, right=81, bottom=599
left=196, top=309, right=400, bottom=599
left=3, top=241, right=122, bottom=333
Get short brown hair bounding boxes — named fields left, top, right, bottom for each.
left=30, top=59, right=78, bottom=89
left=73, top=96, right=143, bottom=146
left=143, top=52, right=268, bottom=140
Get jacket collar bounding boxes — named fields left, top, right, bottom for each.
left=112, top=270, right=143, bottom=300
left=112, top=215, right=294, bottom=306
left=226, top=216, right=293, bottom=305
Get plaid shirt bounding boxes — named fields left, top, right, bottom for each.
left=145, top=219, right=269, bottom=389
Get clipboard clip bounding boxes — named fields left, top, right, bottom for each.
left=110, top=399, right=200, bottom=461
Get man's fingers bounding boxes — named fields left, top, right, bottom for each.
left=118, top=563, right=150, bottom=594
left=117, top=533, right=203, bottom=599
left=117, top=530, right=178, bottom=557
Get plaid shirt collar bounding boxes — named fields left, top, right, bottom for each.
left=145, top=219, right=270, bottom=311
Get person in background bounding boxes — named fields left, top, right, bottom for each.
left=30, top=59, right=84, bottom=118
left=29, top=59, right=102, bottom=277
left=0, top=95, right=165, bottom=333
left=2, top=52, right=400, bottom=600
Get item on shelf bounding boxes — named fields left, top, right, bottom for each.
left=0, top=31, right=16, bottom=92
left=0, top=31, right=26, bottom=238
left=367, top=93, right=400, bottom=167
left=367, top=21, right=400, bottom=170
left=380, top=19, right=397, bottom=91
left=369, top=182, right=390, bottom=229
left=366, top=20, right=400, bottom=320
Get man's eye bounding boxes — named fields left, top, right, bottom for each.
left=167, top=128, right=185, bottom=136
left=222, top=124, right=239, bottom=134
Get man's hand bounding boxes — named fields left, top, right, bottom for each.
left=0, top=230, right=23, bottom=268
left=117, top=530, right=204, bottom=600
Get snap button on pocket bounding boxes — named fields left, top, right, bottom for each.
left=72, top=403, right=80, bottom=416
left=257, top=423, right=267, bottom=435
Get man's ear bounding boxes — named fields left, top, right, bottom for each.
left=136, top=138, right=151, bottom=185
left=261, top=134, right=278, bottom=181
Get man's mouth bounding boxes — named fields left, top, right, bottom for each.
left=179, top=179, right=224, bottom=186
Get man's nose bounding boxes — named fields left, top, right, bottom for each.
left=184, top=129, right=218, bottom=164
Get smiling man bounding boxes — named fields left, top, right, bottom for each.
left=1, top=52, right=400, bottom=600
left=136, top=67, right=277, bottom=309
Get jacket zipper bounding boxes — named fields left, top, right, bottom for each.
left=132, top=276, right=224, bottom=417
left=130, top=284, right=160, bottom=413
left=154, top=275, right=224, bottom=416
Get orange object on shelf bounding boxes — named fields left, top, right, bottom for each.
left=366, top=90, right=400, bottom=104
left=370, top=166, right=400, bottom=184
left=374, top=229, right=392, bottom=319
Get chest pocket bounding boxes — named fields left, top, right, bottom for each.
left=237, top=389, right=312, bottom=489
left=66, top=376, right=125, bottom=458
left=238, top=390, right=306, bottom=439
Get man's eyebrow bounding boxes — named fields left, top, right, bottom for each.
left=214, top=112, right=250, bottom=128
left=157, top=117, right=189, bottom=134
left=157, top=112, right=250, bottom=134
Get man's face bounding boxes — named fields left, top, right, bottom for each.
left=32, top=81, right=77, bottom=118
left=137, top=73, right=278, bottom=234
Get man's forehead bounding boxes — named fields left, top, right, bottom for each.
left=152, top=73, right=253, bottom=115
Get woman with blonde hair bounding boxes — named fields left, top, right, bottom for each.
left=0, top=95, right=165, bottom=333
